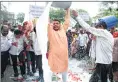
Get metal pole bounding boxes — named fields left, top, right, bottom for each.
left=0, top=1, right=1, bottom=23
left=0, top=1, right=1, bottom=12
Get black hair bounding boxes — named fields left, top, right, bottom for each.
left=13, top=26, right=17, bottom=28
left=1, top=25, right=8, bottom=31
left=10, top=28, right=15, bottom=32
left=95, top=21, right=107, bottom=29
left=14, top=29, right=22, bottom=35
left=68, top=30, right=71, bottom=32
left=53, top=19, right=61, bottom=23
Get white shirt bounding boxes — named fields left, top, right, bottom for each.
left=9, top=35, right=25, bottom=55
left=77, top=33, right=88, bottom=46
left=89, top=40, right=96, bottom=59
left=8, top=31, right=14, bottom=42
left=31, top=32, right=41, bottom=55
left=1, top=34, right=11, bottom=52
left=76, top=16, right=114, bottom=64
left=8, top=30, right=13, bottom=38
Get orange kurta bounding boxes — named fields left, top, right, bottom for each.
left=48, top=9, right=70, bottom=73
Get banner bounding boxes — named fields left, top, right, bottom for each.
left=79, top=12, right=90, bottom=21
left=23, top=5, right=45, bottom=23
left=29, top=5, right=45, bottom=18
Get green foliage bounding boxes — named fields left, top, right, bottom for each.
left=16, top=12, right=25, bottom=23
left=49, top=8, right=65, bottom=23
left=49, top=8, right=91, bottom=28
left=0, top=2, right=9, bottom=20
left=93, top=2, right=118, bottom=21
left=98, top=8, right=118, bottom=18
left=100, top=1, right=116, bottom=7
left=93, top=2, right=118, bottom=27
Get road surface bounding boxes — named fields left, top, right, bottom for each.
left=1, top=57, right=93, bottom=82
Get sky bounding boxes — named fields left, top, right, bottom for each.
left=2, top=2, right=101, bottom=17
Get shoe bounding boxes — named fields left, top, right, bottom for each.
left=40, top=78, right=44, bottom=82
left=14, top=73, right=19, bottom=77
left=32, top=68, right=36, bottom=74
left=11, top=75, right=19, bottom=81
left=17, top=75, right=24, bottom=80
left=27, top=72, right=34, bottom=76
left=36, top=77, right=44, bottom=82
left=34, top=72, right=39, bottom=76
left=22, top=74, right=27, bottom=79
left=39, top=74, right=44, bottom=82
left=10, top=74, right=19, bottom=81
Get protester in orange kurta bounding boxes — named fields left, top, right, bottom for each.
left=48, top=8, right=70, bottom=82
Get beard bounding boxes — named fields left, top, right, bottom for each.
left=2, top=33, right=8, bottom=36
left=53, top=27, right=60, bottom=31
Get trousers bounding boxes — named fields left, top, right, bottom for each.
left=1, top=51, right=9, bottom=75
left=89, top=63, right=113, bottom=82
left=10, top=51, right=26, bottom=77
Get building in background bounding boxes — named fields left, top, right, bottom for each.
left=0, top=2, right=16, bottom=25
left=7, top=12, right=15, bottom=24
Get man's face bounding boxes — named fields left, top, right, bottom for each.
left=1, top=26, right=9, bottom=36
left=53, top=21, right=61, bottom=31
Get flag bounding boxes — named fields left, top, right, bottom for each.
left=36, top=2, right=53, bottom=82
left=36, top=2, right=52, bottom=57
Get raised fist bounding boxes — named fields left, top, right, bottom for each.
left=72, top=10, right=78, bottom=17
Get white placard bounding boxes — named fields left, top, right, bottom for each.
left=79, top=12, right=90, bottom=21
left=29, top=5, right=45, bottom=18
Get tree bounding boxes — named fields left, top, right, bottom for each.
left=93, top=2, right=118, bottom=27
left=93, top=1, right=118, bottom=20
left=0, top=2, right=9, bottom=21
left=16, top=12, right=25, bottom=23
left=49, top=8, right=65, bottom=23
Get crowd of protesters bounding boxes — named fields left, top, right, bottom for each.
left=1, top=20, right=44, bottom=82
left=1, top=8, right=118, bottom=82
left=66, top=26, right=118, bottom=82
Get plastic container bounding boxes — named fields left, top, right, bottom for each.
left=98, top=16, right=118, bottom=29
left=51, top=1, right=72, bottom=9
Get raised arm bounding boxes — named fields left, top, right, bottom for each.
left=72, top=10, right=107, bottom=37
left=63, top=8, right=70, bottom=31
